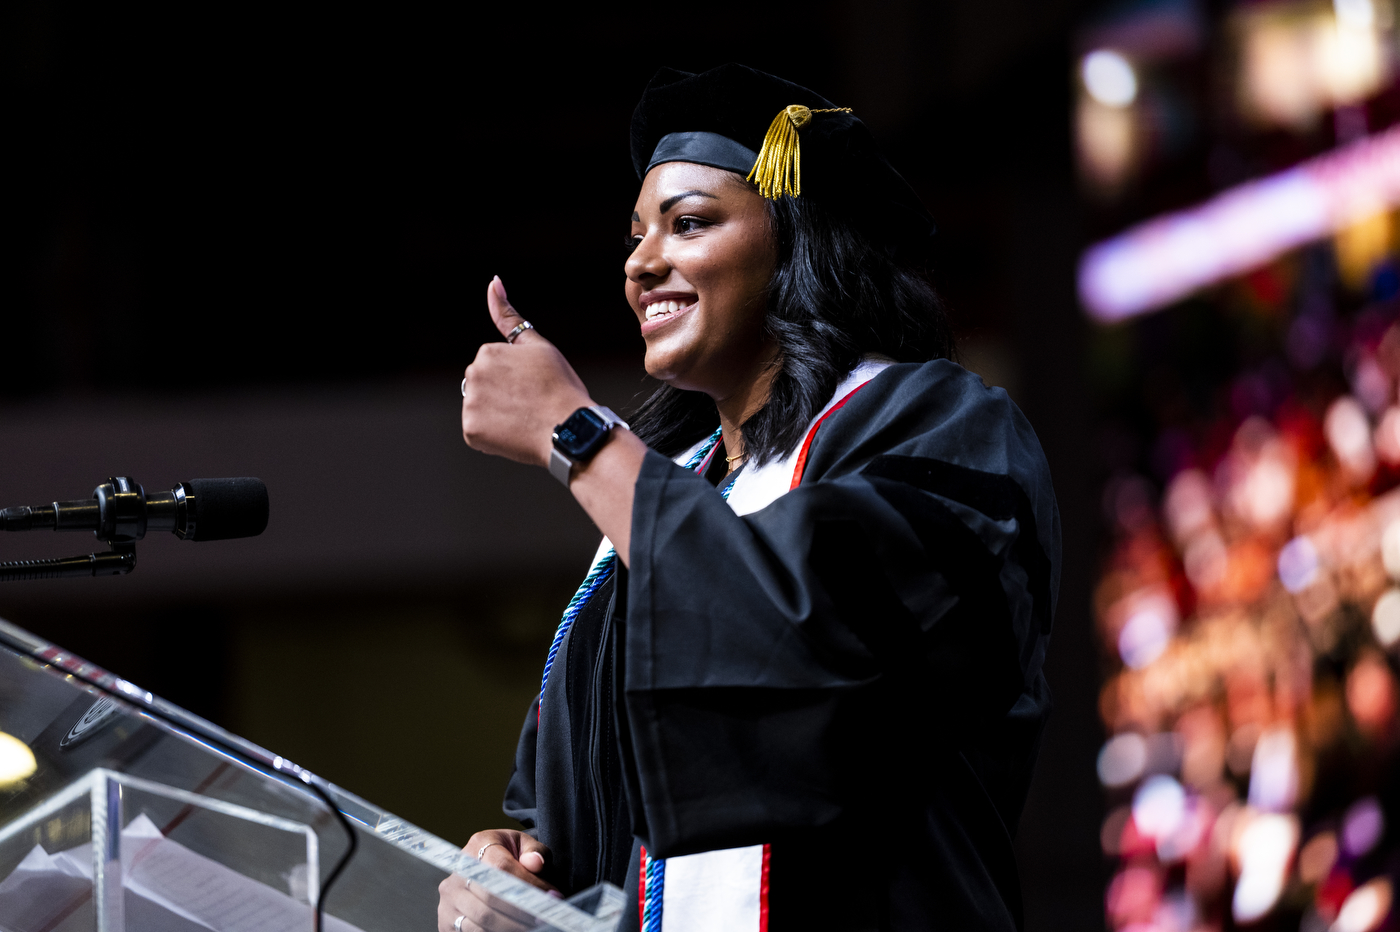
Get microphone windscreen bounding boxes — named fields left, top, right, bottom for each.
left=186, top=478, right=269, bottom=541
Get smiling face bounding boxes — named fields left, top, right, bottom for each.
left=625, top=161, right=778, bottom=401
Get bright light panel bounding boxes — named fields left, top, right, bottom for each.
left=1079, top=124, right=1400, bottom=322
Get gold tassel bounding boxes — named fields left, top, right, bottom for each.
left=747, top=104, right=853, bottom=199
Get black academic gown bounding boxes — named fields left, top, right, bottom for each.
left=504, top=359, right=1061, bottom=931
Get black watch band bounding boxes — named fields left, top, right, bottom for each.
left=550, top=406, right=629, bottom=487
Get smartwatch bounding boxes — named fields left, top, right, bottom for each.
left=550, top=406, right=629, bottom=487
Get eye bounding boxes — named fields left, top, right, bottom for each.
left=623, top=233, right=642, bottom=254
left=675, top=216, right=710, bottom=235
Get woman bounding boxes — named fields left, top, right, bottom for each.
left=440, top=64, right=1060, bottom=932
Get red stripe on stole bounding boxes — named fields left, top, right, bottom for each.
left=788, top=383, right=870, bottom=490
left=759, top=843, right=772, bottom=931
left=638, top=845, right=647, bottom=926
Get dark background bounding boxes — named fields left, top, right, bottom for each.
left=2, top=2, right=1106, bottom=929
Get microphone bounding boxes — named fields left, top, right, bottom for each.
left=0, top=478, right=269, bottom=543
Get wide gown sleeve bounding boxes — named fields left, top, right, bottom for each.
left=617, top=360, right=1060, bottom=858
left=502, top=694, right=540, bottom=830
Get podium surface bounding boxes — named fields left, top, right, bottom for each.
left=0, top=618, right=623, bottom=932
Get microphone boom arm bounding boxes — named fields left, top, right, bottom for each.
left=0, top=475, right=267, bottom=582
left=0, top=544, right=136, bottom=581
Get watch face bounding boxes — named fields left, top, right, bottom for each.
left=554, top=408, right=608, bottom=458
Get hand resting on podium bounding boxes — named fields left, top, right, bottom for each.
left=437, top=828, right=557, bottom=932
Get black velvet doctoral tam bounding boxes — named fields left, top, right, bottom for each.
left=629, top=63, right=937, bottom=260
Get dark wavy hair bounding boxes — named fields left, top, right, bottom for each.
left=628, top=192, right=955, bottom=465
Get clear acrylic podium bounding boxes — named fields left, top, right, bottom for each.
left=0, top=617, right=624, bottom=932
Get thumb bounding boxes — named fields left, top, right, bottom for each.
left=519, top=836, right=550, bottom=874
left=486, top=276, right=543, bottom=344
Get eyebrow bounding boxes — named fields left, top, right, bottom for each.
left=659, top=189, right=718, bottom=215
left=631, top=211, right=640, bottom=222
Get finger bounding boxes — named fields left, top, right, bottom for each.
left=439, top=875, right=475, bottom=932
left=441, top=905, right=488, bottom=932
left=520, top=834, right=551, bottom=873
left=460, top=891, right=533, bottom=932
left=481, top=845, right=559, bottom=892
left=464, top=880, right=538, bottom=929
left=440, top=895, right=476, bottom=932
left=518, top=835, right=550, bottom=874
left=442, top=875, right=532, bottom=932
left=485, top=276, right=544, bottom=344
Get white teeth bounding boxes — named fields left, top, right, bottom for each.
left=645, top=299, right=692, bottom=321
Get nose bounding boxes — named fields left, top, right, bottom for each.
left=625, top=229, right=669, bottom=283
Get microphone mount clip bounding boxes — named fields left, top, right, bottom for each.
left=0, top=477, right=146, bottom=581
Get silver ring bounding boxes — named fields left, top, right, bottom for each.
left=477, top=841, right=504, bottom=860
left=454, top=915, right=466, bottom=932
left=461, top=377, right=467, bottom=398
left=505, top=321, right=534, bottom=344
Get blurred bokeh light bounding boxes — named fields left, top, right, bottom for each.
left=0, top=733, right=37, bottom=789
left=1079, top=0, right=1400, bottom=929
